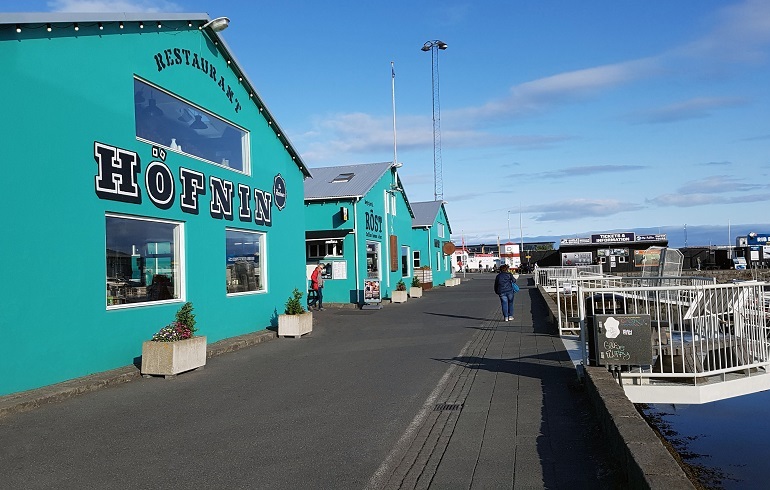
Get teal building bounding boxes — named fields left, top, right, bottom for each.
left=304, top=164, right=457, bottom=304
left=304, top=162, right=421, bottom=304
left=410, top=201, right=454, bottom=287
left=0, top=13, right=311, bottom=396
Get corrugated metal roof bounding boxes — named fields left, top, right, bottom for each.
left=411, top=201, right=443, bottom=227
left=0, top=12, right=312, bottom=179
left=304, top=162, right=393, bottom=200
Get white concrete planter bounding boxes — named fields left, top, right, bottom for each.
left=392, top=290, right=408, bottom=303
left=278, top=311, right=313, bottom=338
left=141, top=336, right=207, bottom=377
left=409, top=287, right=423, bottom=298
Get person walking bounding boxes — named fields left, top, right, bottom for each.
left=494, top=264, right=518, bottom=321
left=309, top=263, right=325, bottom=310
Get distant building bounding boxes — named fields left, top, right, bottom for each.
left=558, top=232, right=668, bottom=273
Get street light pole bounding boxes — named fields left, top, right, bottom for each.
left=507, top=210, right=511, bottom=241
left=421, top=40, right=448, bottom=202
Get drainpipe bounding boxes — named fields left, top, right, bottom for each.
left=428, top=227, right=433, bottom=270
left=353, top=198, right=360, bottom=304
left=384, top=189, right=391, bottom=291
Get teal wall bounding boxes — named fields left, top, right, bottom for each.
left=0, top=22, right=306, bottom=395
left=411, top=205, right=453, bottom=286
left=304, top=168, right=417, bottom=303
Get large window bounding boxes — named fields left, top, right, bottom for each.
left=106, top=214, right=183, bottom=307
left=226, top=229, right=265, bottom=294
left=134, top=78, right=250, bottom=174
left=401, top=245, right=410, bottom=277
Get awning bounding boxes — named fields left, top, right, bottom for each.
left=305, top=229, right=352, bottom=240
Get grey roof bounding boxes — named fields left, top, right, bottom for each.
left=411, top=201, right=443, bottom=227
left=304, top=162, right=393, bottom=200
left=0, top=12, right=311, bottom=178
left=411, top=200, right=452, bottom=234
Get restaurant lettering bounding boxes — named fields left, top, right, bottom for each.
left=94, top=142, right=273, bottom=226
left=153, top=48, right=241, bottom=113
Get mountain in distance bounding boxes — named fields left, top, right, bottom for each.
left=523, top=223, right=768, bottom=249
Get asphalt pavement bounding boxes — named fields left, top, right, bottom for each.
left=0, top=274, right=621, bottom=489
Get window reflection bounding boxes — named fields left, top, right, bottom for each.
left=134, top=78, right=249, bottom=173
left=106, top=215, right=182, bottom=307
left=226, top=229, right=265, bottom=294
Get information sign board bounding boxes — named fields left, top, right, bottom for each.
left=364, top=279, right=381, bottom=304
left=595, top=314, right=652, bottom=366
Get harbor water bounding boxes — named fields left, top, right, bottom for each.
left=642, top=389, right=770, bottom=488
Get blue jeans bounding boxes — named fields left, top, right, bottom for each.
left=309, top=288, right=323, bottom=308
left=499, top=291, right=514, bottom=318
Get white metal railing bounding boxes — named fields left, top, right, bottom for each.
left=534, top=264, right=603, bottom=290
left=552, top=275, right=717, bottom=335
left=572, top=281, right=770, bottom=388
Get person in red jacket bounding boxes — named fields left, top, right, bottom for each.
left=309, top=263, right=326, bottom=310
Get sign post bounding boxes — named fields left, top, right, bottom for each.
left=362, top=279, right=382, bottom=310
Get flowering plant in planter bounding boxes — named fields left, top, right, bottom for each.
left=396, top=280, right=407, bottom=291
left=141, top=302, right=205, bottom=377
left=150, top=302, right=198, bottom=342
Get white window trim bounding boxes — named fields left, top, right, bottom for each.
left=134, top=76, right=251, bottom=176
left=226, top=227, right=267, bottom=296
left=105, top=213, right=185, bottom=309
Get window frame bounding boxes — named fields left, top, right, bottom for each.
left=401, top=245, right=410, bottom=277
left=105, top=213, right=185, bottom=309
left=134, top=76, right=251, bottom=175
left=306, top=239, right=344, bottom=259
left=413, top=250, right=421, bottom=268
left=226, top=228, right=267, bottom=296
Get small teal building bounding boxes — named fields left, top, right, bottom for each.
left=304, top=162, right=418, bottom=304
left=0, top=13, right=311, bottom=396
left=411, top=201, right=454, bottom=287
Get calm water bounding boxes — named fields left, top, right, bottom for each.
left=643, top=389, right=770, bottom=488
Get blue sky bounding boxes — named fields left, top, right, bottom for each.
left=5, top=0, right=770, bottom=247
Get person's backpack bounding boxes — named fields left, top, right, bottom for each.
left=513, top=282, right=520, bottom=293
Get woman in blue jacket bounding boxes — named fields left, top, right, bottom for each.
left=494, top=264, right=518, bottom=321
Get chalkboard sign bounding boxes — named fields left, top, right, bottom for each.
left=595, top=314, right=652, bottom=366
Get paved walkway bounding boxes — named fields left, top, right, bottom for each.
left=370, top=276, right=619, bottom=489
left=0, top=275, right=621, bottom=489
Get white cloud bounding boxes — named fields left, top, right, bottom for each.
left=47, top=0, right=183, bottom=12
left=449, top=58, right=661, bottom=123
left=526, top=199, right=643, bottom=222
left=627, top=97, right=748, bottom=124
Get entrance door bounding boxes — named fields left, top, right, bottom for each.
left=366, top=241, right=381, bottom=279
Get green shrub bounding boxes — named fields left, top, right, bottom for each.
left=285, top=288, right=305, bottom=315
left=175, top=302, right=197, bottom=335
left=396, top=280, right=407, bottom=291
left=411, top=276, right=421, bottom=288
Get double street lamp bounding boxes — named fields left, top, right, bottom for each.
left=421, top=40, right=448, bottom=202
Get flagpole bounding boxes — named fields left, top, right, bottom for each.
left=391, top=61, right=398, bottom=167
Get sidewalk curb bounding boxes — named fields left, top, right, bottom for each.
left=0, top=329, right=277, bottom=420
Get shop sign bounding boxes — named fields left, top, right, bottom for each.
left=362, top=200, right=383, bottom=240
left=560, top=237, right=590, bottom=246
left=591, top=233, right=634, bottom=244
left=152, top=48, right=242, bottom=114
left=747, top=233, right=770, bottom=245
left=561, top=252, right=592, bottom=266
left=636, top=234, right=666, bottom=242
left=273, top=174, right=287, bottom=210
left=93, top=142, right=279, bottom=226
